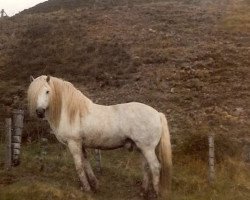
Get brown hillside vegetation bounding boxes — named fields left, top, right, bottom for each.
left=0, top=0, right=249, bottom=149
left=0, top=0, right=249, bottom=199
left=0, top=0, right=249, bottom=140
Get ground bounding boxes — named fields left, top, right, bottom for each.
left=0, top=143, right=249, bottom=200
left=0, top=0, right=249, bottom=199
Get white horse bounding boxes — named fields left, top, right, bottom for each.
left=27, top=75, right=172, bottom=198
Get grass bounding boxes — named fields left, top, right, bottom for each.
left=0, top=143, right=249, bottom=200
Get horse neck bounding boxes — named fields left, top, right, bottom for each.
left=61, top=84, right=92, bottom=107
left=48, top=80, right=92, bottom=128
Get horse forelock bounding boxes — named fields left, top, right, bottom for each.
left=27, top=76, right=47, bottom=116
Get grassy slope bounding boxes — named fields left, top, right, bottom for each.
left=0, top=143, right=249, bottom=200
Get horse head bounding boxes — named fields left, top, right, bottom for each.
left=28, top=75, right=51, bottom=119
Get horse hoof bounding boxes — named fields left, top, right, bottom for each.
left=150, top=191, right=158, bottom=199
left=80, top=185, right=91, bottom=192
left=140, top=188, right=150, bottom=199
left=91, top=180, right=99, bottom=192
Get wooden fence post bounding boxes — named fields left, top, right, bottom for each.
left=95, top=149, right=102, bottom=173
left=4, top=118, right=12, bottom=170
left=208, top=133, right=215, bottom=184
left=1, top=9, right=4, bottom=18
left=12, top=109, right=24, bottom=166
left=0, top=9, right=8, bottom=18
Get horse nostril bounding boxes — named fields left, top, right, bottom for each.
left=36, top=108, right=45, bottom=115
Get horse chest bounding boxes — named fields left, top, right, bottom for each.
left=54, top=132, right=67, bottom=145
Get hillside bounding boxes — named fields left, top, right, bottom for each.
left=1, top=0, right=249, bottom=141
left=0, top=0, right=250, bottom=199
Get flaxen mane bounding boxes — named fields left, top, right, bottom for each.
left=28, top=76, right=90, bottom=128
left=47, top=77, right=63, bottom=128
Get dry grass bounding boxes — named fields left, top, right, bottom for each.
left=0, top=143, right=249, bottom=200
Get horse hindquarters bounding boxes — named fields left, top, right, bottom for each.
left=139, top=113, right=172, bottom=198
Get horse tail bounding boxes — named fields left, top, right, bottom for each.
left=157, top=113, right=172, bottom=199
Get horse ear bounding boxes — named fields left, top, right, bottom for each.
left=46, top=75, right=50, bottom=83
left=30, top=76, right=34, bottom=82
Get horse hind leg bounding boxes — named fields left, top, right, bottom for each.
left=82, top=148, right=99, bottom=191
left=141, top=148, right=161, bottom=196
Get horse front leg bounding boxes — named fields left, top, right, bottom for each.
left=82, top=148, right=99, bottom=191
left=68, top=140, right=91, bottom=192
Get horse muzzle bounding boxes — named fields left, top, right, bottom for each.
left=36, top=108, right=45, bottom=118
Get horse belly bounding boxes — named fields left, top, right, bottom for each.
left=82, top=131, right=126, bottom=150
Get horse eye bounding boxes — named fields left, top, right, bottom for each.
left=46, top=91, right=49, bottom=94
